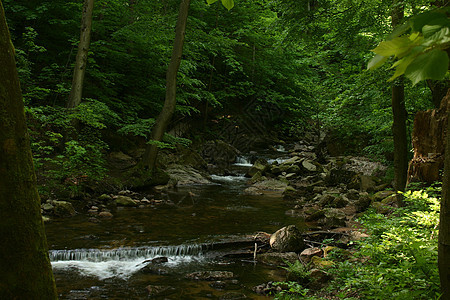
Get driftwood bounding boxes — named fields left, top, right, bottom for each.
left=408, top=89, right=449, bottom=183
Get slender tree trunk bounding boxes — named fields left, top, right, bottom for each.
left=391, top=1, right=408, bottom=195
left=141, top=0, right=191, bottom=170
left=439, top=110, right=450, bottom=298
left=0, top=2, right=57, bottom=298
left=66, top=0, right=94, bottom=108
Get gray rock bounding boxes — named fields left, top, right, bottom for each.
left=270, top=225, right=305, bottom=253
left=98, top=194, right=112, bottom=202
left=115, top=196, right=138, bottom=207
left=258, top=252, right=299, bottom=266
left=53, top=201, right=76, bottom=217
left=166, top=165, right=210, bottom=185
left=42, top=203, right=54, bottom=211
left=246, top=158, right=268, bottom=177
left=302, top=159, right=317, bottom=172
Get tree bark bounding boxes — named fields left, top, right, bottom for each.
left=391, top=1, right=408, bottom=194
left=66, top=0, right=94, bottom=109
left=439, top=109, right=450, bottom=298
left=141, top=0, right=191, bottom=170
left=0, top=2, right=57, bottom=298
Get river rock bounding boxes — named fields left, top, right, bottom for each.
left=373, top=190, right=396, bottom=202
left=322, top=208, right=347, bottom=228
left=98, top=211, right=113, bottom=218
left=258, top=252, right=299, bottom=266
left=243, top=179, right=290, bottom=196
left=185, top=271, right=234, bottom=281
left=53, top=201, right=76, bottom=217
left=145, top=285, right=176, bottom=297
left=115, top=196, right=138, bottom=207
left=246, top=158, right=268, bottom=177
left=355, top=193, right=372, bottom=212
left=108, top=151, right=136, bottom=170
left=300, top=247, right=323, bottom=263
left=98, top=194, right=112, bottom=202
left=302, top=159, right=317, bottom=172
left=166, top=165, right=210, bottom=185
left=270, top=225, right=305, bottom=252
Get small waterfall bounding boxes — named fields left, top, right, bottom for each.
left=50, top=244, right=205, bottom=262
left=50, top=244, right=207, bottom=279
left=233, top=156, right=252, bottom=167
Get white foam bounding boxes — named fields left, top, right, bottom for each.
left=210, top=174, right=247, bottom=182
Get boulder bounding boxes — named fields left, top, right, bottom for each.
left=373, top=190, right=396, bottom=202
left=302, top=159, right=317, bottom=172
left=322, top=208, right=346, bottom=228
left=330, top=196, right=349, bottom=208
left=108, top=151, right=136, bottom=170
left=115, top=196, right=138, bottom=207
left=243, top=179, right=289, bottom=196
left=98, top=194, right=112, bottom=202
left=270, top=225, right=305, bottom=252
left=98, top=211, right=113, bottom=218
left=52, top=201, right=76, bottom=217
left=246, top=158, right=268, bottom=177
left=166, top=165, right=210, bottom=185
left=355, top=194, right=372, bottom=212
left=359, top=175, right=376, bottom=192
left=300, top=247, right=323, bottom=263
left=258, top=252, right=299, bottom=266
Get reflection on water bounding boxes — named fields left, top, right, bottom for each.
left=45, top=169, right=303, bottom=299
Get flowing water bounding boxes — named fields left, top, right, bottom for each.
left=45, top=150, right=302, bottom=299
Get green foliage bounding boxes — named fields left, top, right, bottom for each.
left=273, top=281, right=310, bottom=299
left=206, top=0, right=234, bottom=11
left=325, top=187, right=441, bottom=299
left=368, top=8, right=450, bottom=85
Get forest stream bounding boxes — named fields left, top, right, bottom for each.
left=45, top=149, right=302, bottom=299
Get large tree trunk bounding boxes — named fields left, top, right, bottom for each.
left=141, top=0, right=191, bottom=170
left=439, top=108, right=450, bottom=298
left=66, top=0, right=94, bottom=109
left=408, top=90, right=449, bottom=183
left=0, top=2, right=57, bottom=298
left=391, top=1, right=408, bottom=194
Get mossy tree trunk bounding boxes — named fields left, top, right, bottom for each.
left=141, top=0, right=191, bottom=170
left=66, top=0, right=94, bottom=109
left=391, top=1, right=408, bottom=195
left=0, top=2, right=57, bottom=298
left=439, top=109, right=450, bottom=298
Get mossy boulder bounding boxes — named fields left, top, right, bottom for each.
left=115, top=196, right=138, bottom=207
left=53, top=201, right=76, bottom=217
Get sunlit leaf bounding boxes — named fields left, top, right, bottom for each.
left=422, top=24, right=443, bottom=38
left=388, top=56, right=415, bottom=81
left=221, top=0, right=234, bottom=10
left=422, top=27, right=450, bottom=47
left=367, top=54, right=388, bottom=70
left=405, top=49, right=449, bottom=85
left=206, top=0, right=218, bottom=4
left=372, top=37, right=412, bottom=57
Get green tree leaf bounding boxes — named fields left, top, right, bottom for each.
left=404, top=49, right=449, bottom=85
left=206, top=0, right=234, bottom=10
left=367, top=54, right=388, bottom=70
left=372, top=37, right=412, bottom=57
